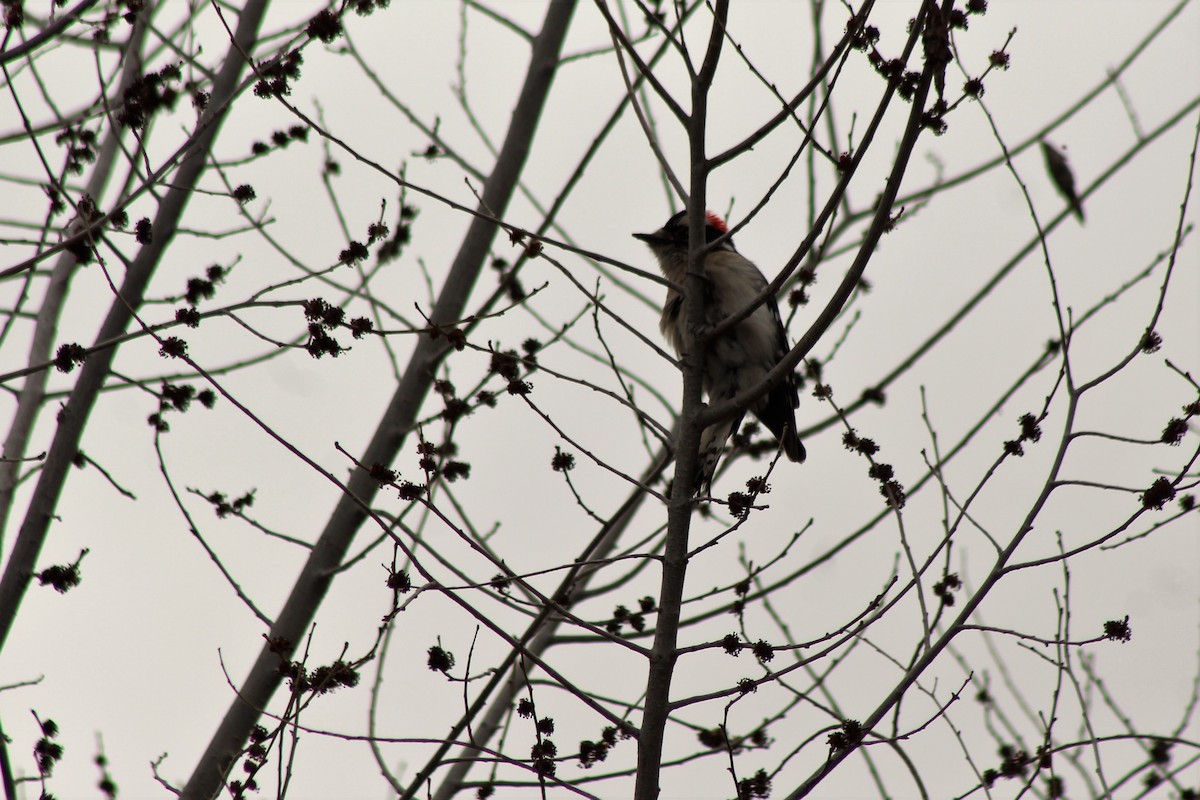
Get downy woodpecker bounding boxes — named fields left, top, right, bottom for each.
left=634, top=210, right=805, bottom=492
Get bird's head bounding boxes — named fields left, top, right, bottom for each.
left=633, top=210, right=736, bottom=275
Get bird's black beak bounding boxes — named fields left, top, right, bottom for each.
left=632, top=231, right=659, bottom=243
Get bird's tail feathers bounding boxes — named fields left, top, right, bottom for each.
left=694, top=415, right=740, bottom=495
left=782, top=423, right=806, bottom=463
left=694, top=418, right=805, bottom=494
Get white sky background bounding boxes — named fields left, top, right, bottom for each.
left=1, top=1, right=1198, bottom=798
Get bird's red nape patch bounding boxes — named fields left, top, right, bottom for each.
left=705, top=210, right=729, bottom=234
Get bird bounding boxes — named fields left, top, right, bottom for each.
left=1040, top=140, right=1085, bottom=223
left=634, top=209, right=804, bottom=493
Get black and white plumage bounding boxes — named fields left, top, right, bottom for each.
left=634, top=210, right=805, bottom=492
